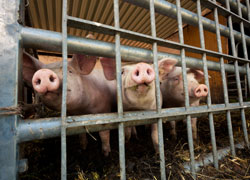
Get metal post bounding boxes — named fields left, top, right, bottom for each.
left=61, top=0, right=68, bottom=179
left=0, top=0, right=20, bottom=179
left=113, top=0, right=126, bottom=179
left=176, top=0, right=196, bottom=178
left=235, top=0, right=249, bottom=148
left=149, top=0, right=166, bottom=179
left=197, top=0, right=218, bottom=169
left=214, top=0, right=236, bottom=156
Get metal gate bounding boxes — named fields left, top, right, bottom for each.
left=0, top=0, right=250, bottom=179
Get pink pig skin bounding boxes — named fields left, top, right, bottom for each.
left=23, top=52, right=117, bottom=156
left=160, top=67, right=208, bottom=143
left=121, top=58, right=177, bottom=152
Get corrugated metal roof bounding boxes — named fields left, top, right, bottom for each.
left=27, top=0, right=207, bottom=50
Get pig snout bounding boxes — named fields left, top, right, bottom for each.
left=193, top=84, right=208, bottom=98
left=131, top=63, right=155, bottom=84
left=32, top=69, right=60, bottom=94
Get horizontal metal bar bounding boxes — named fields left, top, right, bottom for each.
left=123, top=0, right=250, bottom=46
left=20, top=26, right=248, bottom=74
left=197, top=0, right=250, bottom=28
left=217, top=0, right=249, bottom=19
left=18, top=102, right=250, bottom=142
left=228, top=88, right=247, bottom=91
left=183, top=142, right=245, bottom=173
left=227, top=80, right=245, bottom=84
left=53, top=102, right=250, bottom=127
left=67, top=16, right=250, bottom=63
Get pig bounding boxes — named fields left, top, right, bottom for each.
left=22, top=52, right=117, bottom=156
left=160, top=67, right=209, bottom=143
left=121, top=58, right=177, bottom=152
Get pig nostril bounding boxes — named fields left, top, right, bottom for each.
left=204, top=88, right=208, bottom=92
left=49, top=75, right=55, bottom=82
left=196, top=89, right=201, bottom=94
left=135, top=70, right=139, bottom=76
left=36, top=79, right=41, bottom=85
left=147, top=69, right=151, bottom=75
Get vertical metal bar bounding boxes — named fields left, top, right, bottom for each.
left=0, top=0, right=20, bottom=179
left=245, top=0, right=250, bottom=99
left=149, top=1, right=166, bottom=179
left=214, top=0, right=236, bottom=156
left=196, top=0, right=218, bottom=169
left=150, top=0, right=161, bottom=113
left=176, top=0, right=196, bottom=178
left=114, top=1, right=123, bottom=117
left=61, top=0, right=68, bottom=179
left=113, top=0, right=125, bottom=179
left=247, top=0, right=250, bottom=20
left=118, top=123, right=125, bottom=180
left=235, top=0, right=249, bottom=148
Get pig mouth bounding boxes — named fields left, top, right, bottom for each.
left=42, top=89, right=71, bottom=98
left=136, top=83, right=150, bottom=94
left=43, top=91, right=60, bottom=98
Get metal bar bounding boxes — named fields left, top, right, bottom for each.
left=114, top=3, right=123, bottom=118
left=17, top=102, right=250, bottom=143
left=123, top=0, right=250, bottom=45
left=176, top=0, right=196, bottom=178
left=246, top=0, right=250, bottom=101
left=149, top=0, right=166, bottom=179
left=67, top=15, right=250, bottom=63
left=157, top=118, right=165, bottom=179
left=197, top=0, right=250, bottom=27
left=197, top=0, right=218, bottom=169
left=247, top=0, right=250, bottom=20
left=183, top=142, right=245, bottom=173
left=235, top=0, right=249, bottom=148
left=214, top=0, right=236, bottom=156
left=118, top=123, right=126, bottom=180
left=0, top=0, right=20, bottom=179
left=61, top=0, right=68, bottom=179
left=113, top=0, right=126, bottom=179
left=217, top=0, right=249, bottom=19
left=21, top=27, right=250, bottom=74
left=150, top=0, right=161, bottom=114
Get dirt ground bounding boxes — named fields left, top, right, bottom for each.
left=19, top=107, right=250, bottom=180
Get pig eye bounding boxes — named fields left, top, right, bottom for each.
left=173, top=77, right=179, bottom=82
left=69, top=70, right=72, bottom=73
left=121, top=69, right=124, bottom=75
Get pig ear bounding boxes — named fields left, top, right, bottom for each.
left=100, top=57, right=116, bottom=80
left=158, top=58, right=178, bottom=81
left=22, top=52, right=43, bottom=86
left=188, top=69, right=209, bottom=81
left=71, top=54, right=97, bottom=75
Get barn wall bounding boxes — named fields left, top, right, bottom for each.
left=38, top=55, right=65, bottom=64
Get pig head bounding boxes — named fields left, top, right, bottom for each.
left=22, top=52, right=116, bottom=156
left=160, top=67, right=209, bottom=142
left=121, top=58, right=177, bottom=152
